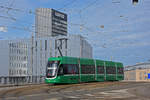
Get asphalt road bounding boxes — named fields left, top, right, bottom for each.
left=0, top=81, right=150, bottom=100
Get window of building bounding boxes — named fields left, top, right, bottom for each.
left=19, top=69, right=22, bottom=75
left=24, top=56, right=26, bottom=61
left=55, top=40, right=57, bottom=49
left=40, top=40, right=42, bottom=51
left=45, top=40, right=47, bottom=51
left=24, top=70, right=26, bottom=74
left=9, top=69, right=11, bottom=75
left=145, top=76, right=147, bottom=80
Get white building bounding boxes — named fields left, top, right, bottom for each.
left=0, top=34, right=93, bottom=84
left=31, top=34, right=93, bottom=82
left=9, top=39, right=29, bottom=84
left=0, top=39, right=30, bottom=84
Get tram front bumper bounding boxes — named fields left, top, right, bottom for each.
left=45, top=77, right=60, bottom=84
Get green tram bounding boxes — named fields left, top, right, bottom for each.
left=45, top=56, right=124, bottom=84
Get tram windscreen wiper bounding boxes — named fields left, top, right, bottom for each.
left=47, top=61, right=58, bottom=68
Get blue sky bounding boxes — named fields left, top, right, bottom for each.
left=0, top=0, right=150, bottom=66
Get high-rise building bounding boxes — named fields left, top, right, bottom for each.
left=35, top=8, right=67, bottom=38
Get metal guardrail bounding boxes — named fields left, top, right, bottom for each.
left=0, top=76, right=45, bottom=85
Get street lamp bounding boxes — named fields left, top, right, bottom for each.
left=30, top=25, right=35, bottom=83
left=132, top=0, right=138, bottom=5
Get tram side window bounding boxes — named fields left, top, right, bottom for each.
left=62, top=64, right=79, bottom=75
left=58, top=65, right=63, bottom=75
left=117, top=67, right=123, bottom=74
left=81, top=65, right=95, bottom=74
left=106, top=66, right=116, bottom=74
left=97, top=66, right=104, bottom=74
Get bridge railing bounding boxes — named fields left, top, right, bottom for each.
left=0, top=76, right=46, bottom=86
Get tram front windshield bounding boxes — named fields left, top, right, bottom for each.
left=46, top=61, right=59, bottom=78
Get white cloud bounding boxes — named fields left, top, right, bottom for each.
left=0, top=26, right=7, bottom=32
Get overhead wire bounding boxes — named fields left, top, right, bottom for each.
left=0, top=1, right=138, bottom=40
left=0, top=1, right=148, bottom=61
left=57, top=0, right=78, bottom=11
left=78, top=0, right=100, bottom=21
left=0, top=5, right=130, bottom=40
left=0, top=4, right=82, bottom=35
left=0, top=5, right=21, bottom=12
left=80, top=0, right=100, bottom=12
left=69, top=22, right=109, bottom=48
left=4, top=0, right=17, bottom=21
left=0, top=0, right=95, bottom=27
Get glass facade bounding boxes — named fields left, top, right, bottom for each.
left=9, top=41, right=28, bottom=77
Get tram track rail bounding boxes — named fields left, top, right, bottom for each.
left=0, top=81, right=139, bottom=99
left=0, top=84, right=47, bottom=98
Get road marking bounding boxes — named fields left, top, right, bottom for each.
left=98, top=89, right=135, bottom=99
left=75, top=89, right=85, bottom=91
left=66, top=96, right=80, bottom=98
left=45, top=98, right=60, bottom=100
left=49, top=92, right=59, bottom=94
left=3, top=97, right=18, bottom=100
left=64, top=91, right=72, bottom=93
left=95, top=97, right=105, bottom=99
left=24, top=93, right=48, bottom=97
left=84, top=94, right=94, bottom=96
